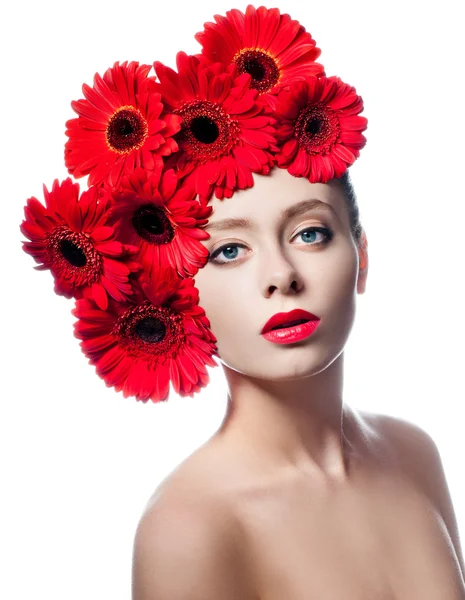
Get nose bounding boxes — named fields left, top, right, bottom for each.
left=260, top=243, right=304, bottom=298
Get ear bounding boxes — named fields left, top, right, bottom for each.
left=357, top=229, right=368, bottom=294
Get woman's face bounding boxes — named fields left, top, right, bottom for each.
left=194, top=168, right=366, bottom=380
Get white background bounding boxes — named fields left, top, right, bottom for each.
left=2, top=0, right=464, bottom=597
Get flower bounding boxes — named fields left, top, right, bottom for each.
left=107, top=166, right=213, bottom=278
left=195, top=5, right=325, bottom=95
left=72, top=267, right=219, bottom=402
left=64, top=61, right=181, bottom=189
left=274, top=76, right=368, bottom=182
left=19, top=178, right=141, bottom=310
left=153, top=52, right=277, bottom=202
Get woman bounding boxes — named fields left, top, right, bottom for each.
left=132, top=170, right=465, bottom=599
left=19, top=4, right=464, bottom=598
left=131, top=8, right=465, bottom=599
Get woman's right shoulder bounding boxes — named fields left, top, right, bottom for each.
left=133, top=450, right=258, bottom=600
left=140, top=441, right=224, bottom=509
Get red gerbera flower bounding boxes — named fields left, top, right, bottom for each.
left=153, top=52, right=277, bottom=202
left=65, top=61, right=181, bottom=189
left=20, top=178, right=141, bottom=310
left=72, top=267, right=219, bottom=402
left=274, top=76, right=368, bottom=183
left=107, top=166, right=213, bottom=278
left=195, top=5, right=325, bottom=95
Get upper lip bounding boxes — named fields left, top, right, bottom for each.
left=261, top=309, right=320, bottom=334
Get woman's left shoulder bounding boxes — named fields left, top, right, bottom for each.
left=365, top=410, right=465, bottom=580
left=361, top=409, right=444, bottom=481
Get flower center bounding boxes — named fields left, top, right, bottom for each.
left=131, top=204, right=175, bottom=244
left=175, top=100, right=240, bottom=162
left=59, top=238, right=87, bottom=267
left=134, top=317, right=166, bottom=343
left=113, top=302, right=185, bottom=362
left=190, top=116, right=220, bottom=144
left=47, top=225, right=103, bottom=286
left=234, top=48, right=280, bottom=93
left=106, top=105, right=149, bottom=154
left=294, top=103, right=340, bottom=154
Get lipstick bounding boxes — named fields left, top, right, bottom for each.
left=261, top=308, right=320, bottom=345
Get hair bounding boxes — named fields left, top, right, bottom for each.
left=335, top=170, right=364, bottom=247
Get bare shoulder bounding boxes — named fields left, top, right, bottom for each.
left=359, top=410, right=433, bottom=453
left=132, top=451, right=258, bottom=600
left=367, top=410, right=436, bottom=446
left=360, top=409, right=449, bottom=486
left=365, top=410, right=465, bottom=579
left=139, top=442, right=236, bottom=516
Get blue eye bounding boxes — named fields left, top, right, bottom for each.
left=208, top=227, right=333, bottom=265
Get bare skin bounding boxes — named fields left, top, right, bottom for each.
left=142, top=406, right=465, bottom=599
left=134, top=170, right=464, bottom=597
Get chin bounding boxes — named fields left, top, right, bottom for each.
left=220, top=347, right=338, bottom=381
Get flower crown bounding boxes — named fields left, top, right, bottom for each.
left=20, top=5, right=368, bottom=404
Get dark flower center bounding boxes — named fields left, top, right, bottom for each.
left=294, top=103, right=340, bottom=155
left=134, top=317, right=166, bottom=343
left=175, top=100, right=240, bottom=163
left=306, top=118, right=322, bottom=136
left=47, top=226, right=103, bottom=287
left=113, top=302, right=185, bottom=361
left=132, top=204, right=175, bottom=244
left=234, top=48, right=280, bottom=93
left=190, top=116, right=220, bottom=144
left=106, top=106, right=149, bottom=154
left=59, top=238, right=87, bottom=267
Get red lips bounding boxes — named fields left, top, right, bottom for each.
left=261, top=308, right=320, bottom=335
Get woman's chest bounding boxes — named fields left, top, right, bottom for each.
left=233, top=474, right=465, bottom=600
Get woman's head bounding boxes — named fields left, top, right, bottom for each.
left=194, top=167, right=368, bottom=381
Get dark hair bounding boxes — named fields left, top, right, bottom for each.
left=336, top=170, right=364, bottom=247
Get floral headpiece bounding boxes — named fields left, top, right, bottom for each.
left=20, top=5, right=368, bottom=403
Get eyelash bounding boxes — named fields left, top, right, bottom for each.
left=208, top=227, right=334, bottom=265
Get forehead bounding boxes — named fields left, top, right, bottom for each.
left=204, top=168, right=347, bottom=227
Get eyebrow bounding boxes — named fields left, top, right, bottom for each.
left=203, top=199, right=339, bottom=232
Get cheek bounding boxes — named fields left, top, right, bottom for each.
left=196, top=279, right=216, bottom=320
left=323, top=246, right=358, bottom=284
left=313, top=252, right=358, bottom=311
left=196, top=273, right=251, bottom=344
left=334, top=259, right=358, bottom=294
left=196, top=266, right=248, bottom=313
left=196, top=276, right=231, bottom=330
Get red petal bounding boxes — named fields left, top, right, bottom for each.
left=232, top=145, right=262, bottom=170
left=90, top=226, right=114, bottom=242
left=91, top=282, right=108, bottom=311
left=95, top=241, right=125, bottom=256
left=168, top=357, right=181, bottom=394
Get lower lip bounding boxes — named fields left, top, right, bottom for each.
left=261, top=320, right=320, bottom=344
